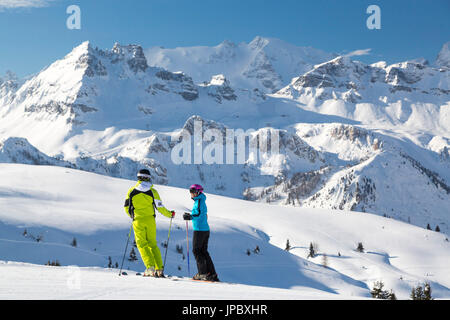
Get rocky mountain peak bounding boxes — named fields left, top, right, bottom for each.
left=63, top=41, right=149, bottom=76
left=110, top=43, right=148, bottom=73
left=277, top=45, right=450, bottom=103
left=181, top=115, right=228, bottom=136
left=209, top=74, right=229, bottom=86
left=0, top=70, right=19, bottom=95
left=436, top=41, right=450, bottom=68
left=0, top=70, right=18, bottom=83
left=218, top=39, right=236, bottom=48
left=200, top=74, right=237, bottom=103
left=249, top=36, right=270, bottom=50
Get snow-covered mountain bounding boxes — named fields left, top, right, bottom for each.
left=0, top=37, right=448, bottom=236
left=0, top=41, right=206, bottom=154
left=247, top=123, right=450, bottom=231
left=0, top=39, right=300, bottom=155
left=145, top=36, right=337, bottom=94
left=273, top=55, right=450, bottom=135
left=1, top=164, right=449, bottom=299
left=0, top=137, right=72, bottom=167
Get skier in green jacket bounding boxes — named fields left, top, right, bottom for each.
left=124, top=169, right=175, bottom=277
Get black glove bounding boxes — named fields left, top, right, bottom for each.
left=183, top=212, right=192, bottom=221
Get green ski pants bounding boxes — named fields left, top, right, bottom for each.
left=133, top=217, right=164, bottom=270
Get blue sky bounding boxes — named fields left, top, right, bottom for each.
left=0, top=0, right=449, bottom=78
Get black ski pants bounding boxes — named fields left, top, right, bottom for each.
left=192, top=230, right=216, bottom=275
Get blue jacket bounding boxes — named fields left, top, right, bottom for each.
left=191, top=193, right=209, bottom=231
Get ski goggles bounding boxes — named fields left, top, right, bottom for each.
left=137, top=173, right=151, bottom=181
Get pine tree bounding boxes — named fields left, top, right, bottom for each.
left=371, top=281, right=385, bottom=298
left=423, top=282, right=433, bottom=300
left=128, top=247, right=138, bottom=262
left=321, top=254, right=328, bottom=268
left=285, top=239, right=291, bottom=251
left=388, top=290, right=397, bottom=300
left=410, top=283, right=433, bottom=300
left=107, top=256, right=113, bottom=268
left=71, top=237, right=77, bottom=247
left=435, top=225, right=440, bottom=232
left=426, top=223, right=431, bottom=230
left=356, top=242, right=364, bottom=253
left=46, top=260, right=61, bottom=266
left=307, top=242, right=316, bottom=258
left=371, top=281, right=397, bottom=300
left=411, top=286, right=422, bottom=300
left=424, top=282, right=433, bottom=300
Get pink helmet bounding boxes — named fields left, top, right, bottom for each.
left=189, top=184, right=203, bottom=193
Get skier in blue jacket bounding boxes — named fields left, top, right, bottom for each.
left=183, top=184, right=219, bottom=282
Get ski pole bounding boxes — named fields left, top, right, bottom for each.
left=163, top=216, right=173, bottom=270
left=119, top=223, right=133, bottom=276
left=186, top=220, right=190, bottom=277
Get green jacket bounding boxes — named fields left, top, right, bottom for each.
left=124, top=181, right=172, bottom=220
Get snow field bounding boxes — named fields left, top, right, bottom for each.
left=0, top=163, right=449, bottom=299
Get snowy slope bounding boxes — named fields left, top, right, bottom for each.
left=0, top=261, right=345, bottom=300
left=0, top=164, right=449, bottom=299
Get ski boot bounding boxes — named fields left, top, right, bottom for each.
left=143, top=267, right=156, bottom=277
left=206, top=273, right=220, bottom=282
left=155, top=269, right=165, bottom=278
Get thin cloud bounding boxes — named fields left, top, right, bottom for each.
left=0, top=0, right=55, bottom=9
left=345, top=48, right=372, bottom=57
